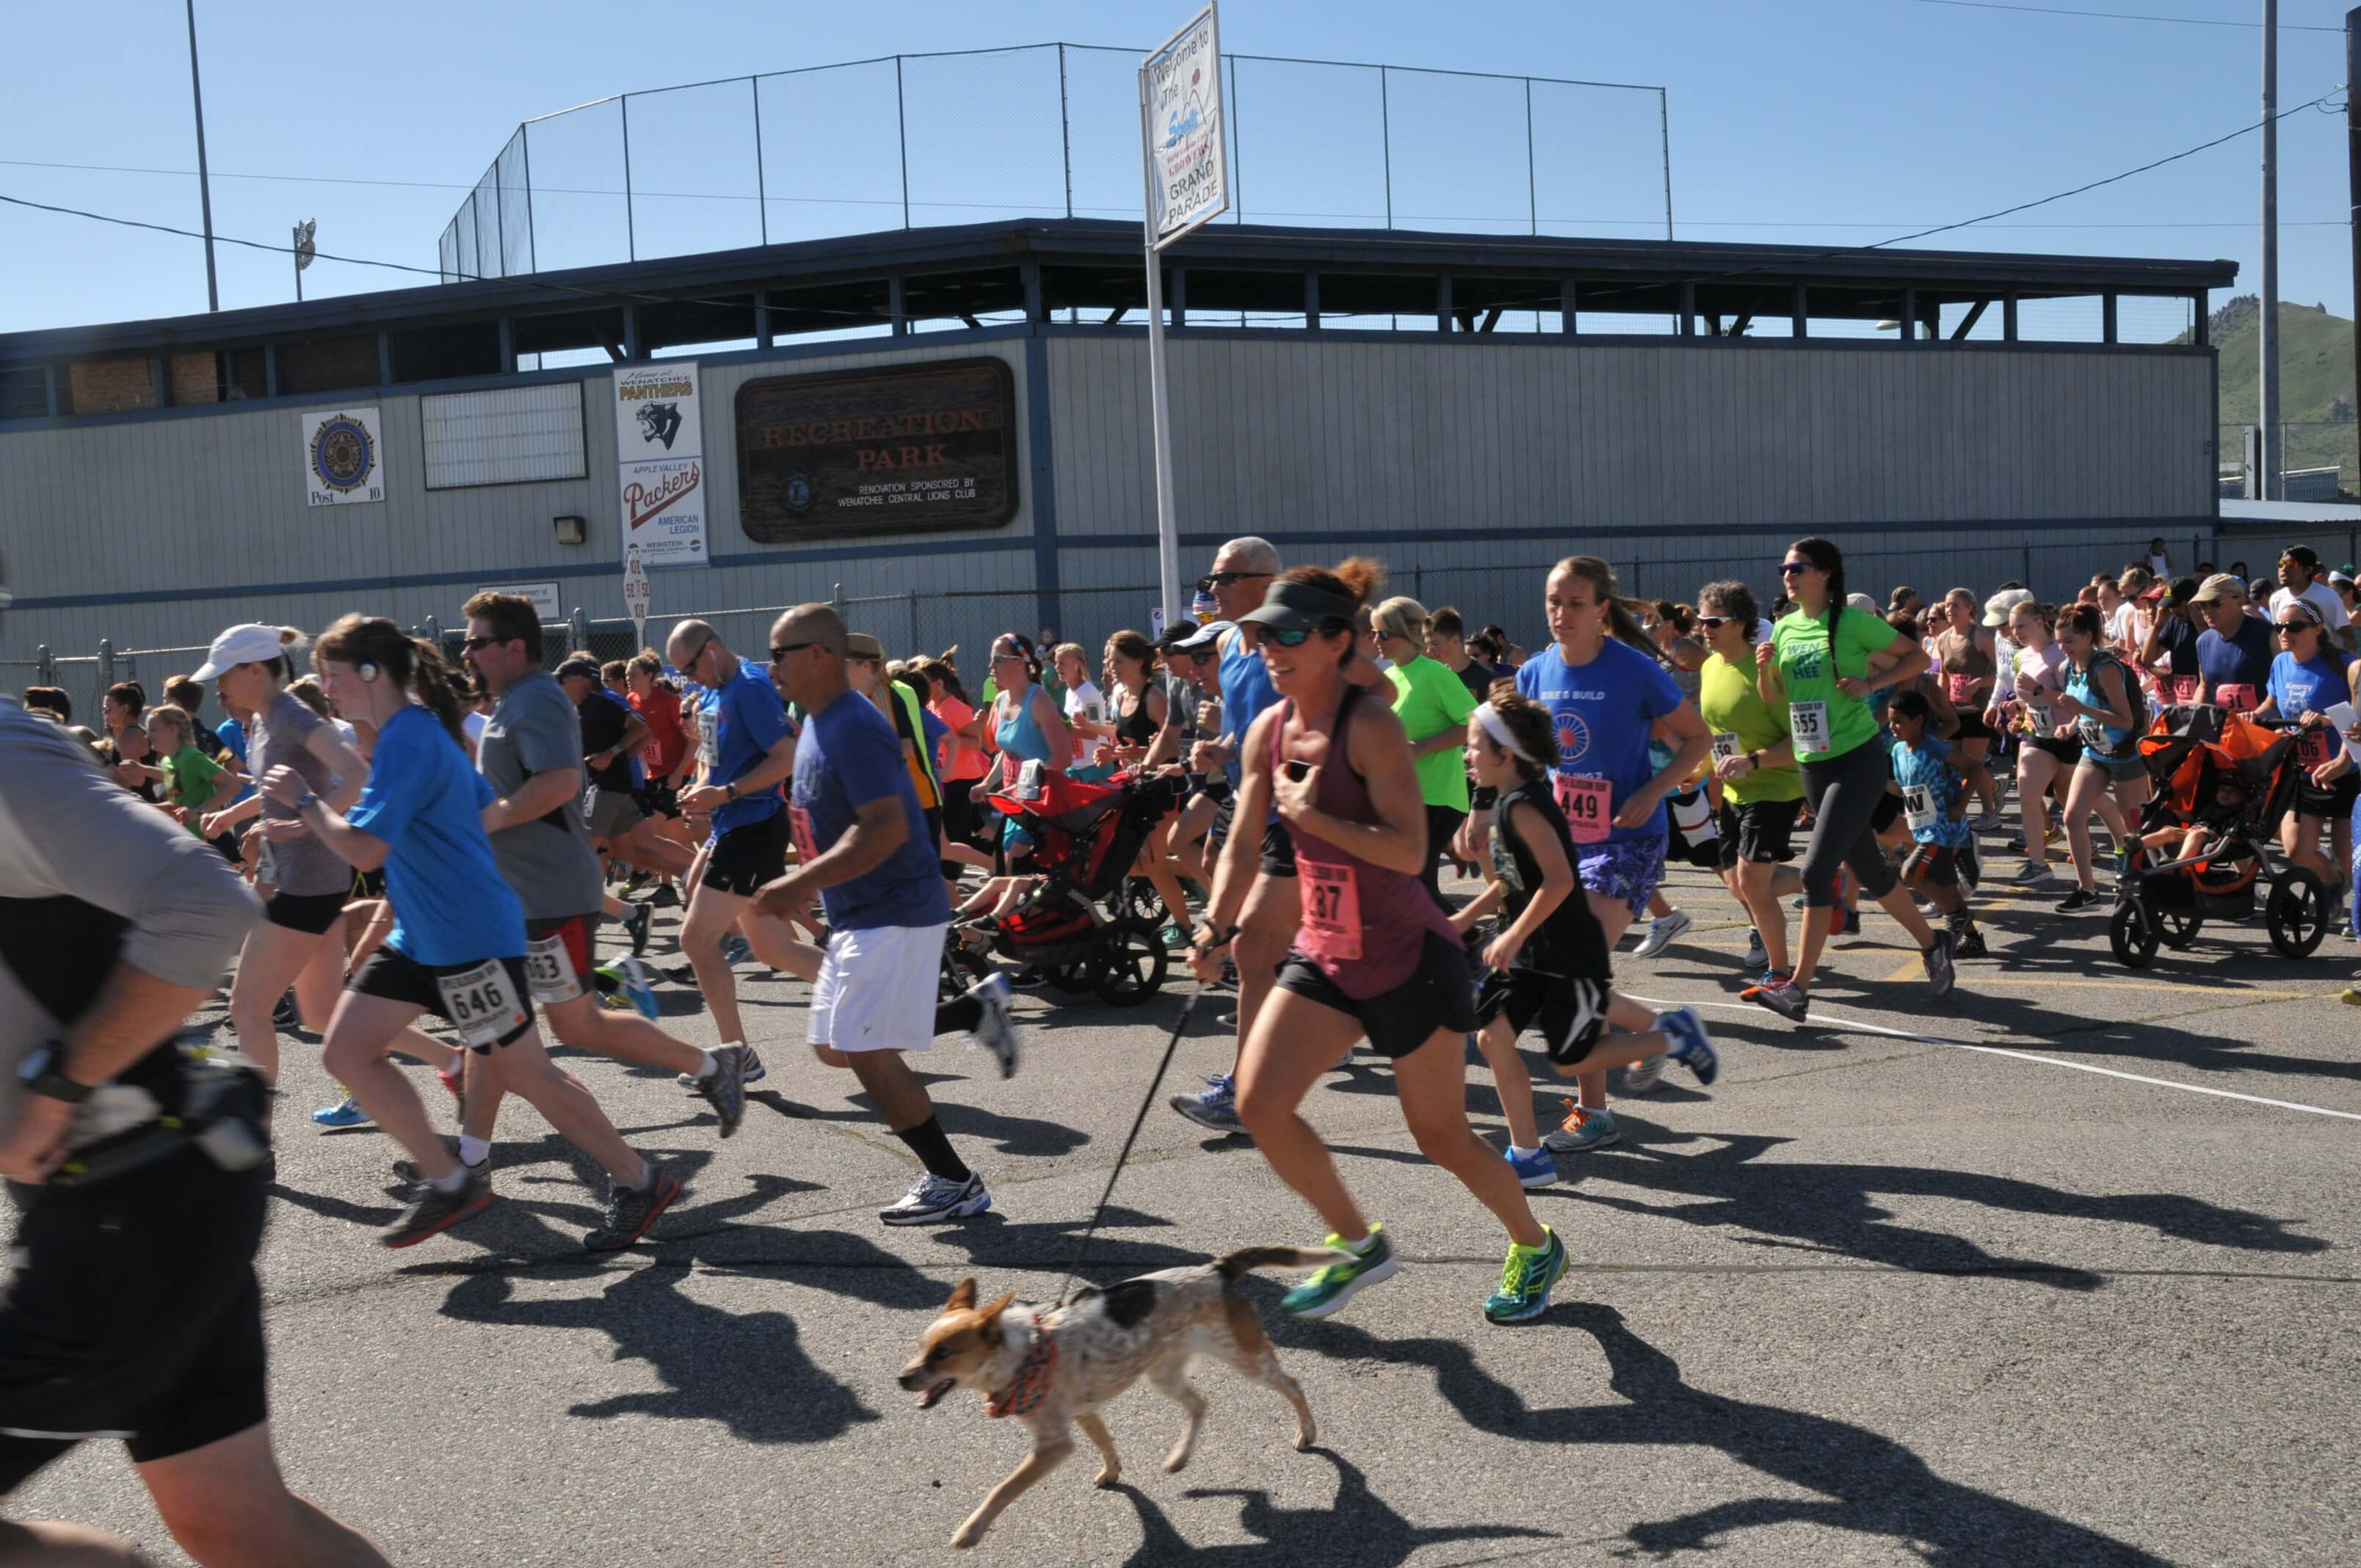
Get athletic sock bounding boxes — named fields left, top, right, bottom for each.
left=894, top=1116, right=972, bottom=1184
left=1507, top=1144, right=1544, bottom=1161
left=428, top=1164, right=469, bottom=1194
left=457, top=1135, right=491, bottom=1167
left=1339, top=1230, right=1379, bottom=1256
left=935, top=996, right=983, bottom=1036
left=694, top=1050, right=717, bottom=1079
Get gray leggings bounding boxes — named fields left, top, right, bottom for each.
left=1797, top=738, right=1901, bottom=909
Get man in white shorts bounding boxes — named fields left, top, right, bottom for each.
left=758, top=603, right=1020, bottom=1225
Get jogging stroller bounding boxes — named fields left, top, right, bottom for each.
left=2108, top=704, right=2329, bottom=967
left=945, top=764, right=1184, bottom=1007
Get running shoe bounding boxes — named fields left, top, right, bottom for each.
left=312, top=1093, right=369, bottom=1128
left=1839, top=908, right=1862, bottom=937
left=649, top=885, right=680, bottom=909
left=1752, top=977, right=1810, bottom=1021
left=584, top=1166, right=683, bottom=1252
left=618, top=873, right=653, bottom=899
left=1482, top=1227, right=1568, bottom=1325
left=273, top=990, right=300, bottom=1031
left=2055, top=887, right=2100, bottom=913
left=719, top=932, right=752, bottom=966
left=1742, top=928, right=1768, bottom=972
left=2009, top=860, right=2053, bottom=886
left=382, top=1164, right=493, bottom=1248
left=697, top=1045, right=749, bottom=1138
left=968, top=972, right=1021, bottom=1078
left=1542, top=1101, right=1620, bottom=1154
left=1162, top=923, right=1193, bottom=951
left=1656, top=1005, right=1719, bottom=1086
left=880, top=1171, right=993, bottom=1226
left=1922, top=928, right=1958, bottom=997
left=1505, top=1144, right=1558, bottom=1188
left=594, top=960, right=660, bottom=1022
left=678, top=1043, right=766, bottom=1092
left=1954, top=925, right=1990, bottom=960
left=1968, top=812, right=2003, bottom=835
left=1631, top=908, right=1691, bottom=959
left=392, top=1136, right=483, bottom=1185
left=1915, top=899, right=1942, bottom=921
left=1620, top=1053, right=1668, bottom=1094
left=1738, top=969, right=1789, bottom=1001
left=1008, top=965, right=1048, bottom=990
left=1170, top=1073, right=1241, bottom=1131
left=624, top=901, right=653, bottom=957
left=1280, top=1227, right=1399, bottom=1318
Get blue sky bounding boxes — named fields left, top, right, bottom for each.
left=4, top=0, right=2352, bottom=333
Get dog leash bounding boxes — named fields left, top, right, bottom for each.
left=1058, top=987, right=1197, bottom=1297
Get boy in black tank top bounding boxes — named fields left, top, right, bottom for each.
left=1454, top=689, right=1722, bottom=1183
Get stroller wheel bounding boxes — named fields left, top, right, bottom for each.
left=2155, top=911, right=2202, bottom=950
left=2109, top=900, right=2158, bottom=969
left=2266, top=869, right=2332, bottom=959
left=1091, top=918, right=1169, bottom=1007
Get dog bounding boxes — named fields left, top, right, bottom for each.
left=899, top=1247, right=1336, bottom=1548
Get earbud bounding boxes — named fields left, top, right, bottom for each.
left=358, top=663, right=379, bottom=683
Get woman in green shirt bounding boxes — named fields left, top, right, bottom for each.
left=1375, top=596, right=1480, bottom=910
left=1695, top=580, right=1805, bottom=987
left=1754, top=537, right=1955, bottom=1020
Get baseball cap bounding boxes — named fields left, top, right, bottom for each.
left=1238, top=580, right=1358, bottom=634
left=1162, top=619, right=1232, bottom=654
left=1981, top=588, right=2034, bottom=628
left=1846, top=592, right=1879, bottom=615
left=2189, top=573, right=2249, bottom=605
left=844, top=633, right=884, bottom=661
left=190, top=624, right=288, bottom=682
left=552, top=656, right=602, bottom=683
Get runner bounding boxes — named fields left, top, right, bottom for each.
left=666, top=617, right=802, bottom=1061
left=457, top=592, right=750, bottom=1161
left=1053, top=642, right=1111, bottom=782
left=757, top=604, right=1020, bottom=1224
left=975, top=633, right=1073, bottom=876
left=2048, top=603, right=2150, bottom=912
left=1513, top=556, right=1709, bottom=1142
left=553, top=654, right=692, bottom=896
left=2255, top=598, right=2358, bottom=889
left=1888, top=691, right=1993, bottom=959
left=1932, top=589, right=2004, bottom=830
left=2002, top=600, right=2076, bottom=886
left=255, top=615, right=679, bottom=1249
left=2193, top=574, right=2273, bottom=711
left=1098, top=628, right=1198, bottom=941
left=1185, top=563, right=1572, bottom=1325
left=1373, top=595, right=1479, bottom=911
left=1456, top=682, right=1718, bottom=1187
left=1694, top=580, right=1805, bottom=988
left=624, top=649, right=701, bottom=887
left=1751, top=537, right=1957, bottom=1020
left=2272, top=545, right=2354, bottom=654
left=921, top=656, right=993, bottom=857
left=2139, top=577, right=2206, bottom=706
left=1426, top=605, right=1502, bottom=699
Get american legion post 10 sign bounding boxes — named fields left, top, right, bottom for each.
left=299, top=406, right=387, bottom=506
left=735, top=358, right=1018, bottom=544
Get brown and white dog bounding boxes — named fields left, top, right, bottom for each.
left=899, top=1247, right=1336, bottom=1548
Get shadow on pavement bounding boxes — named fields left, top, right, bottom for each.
left=1271, top=1295, right=2165, bottom=1565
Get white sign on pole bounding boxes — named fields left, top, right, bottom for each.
left=298, top=406, right=387, bottom=507
left=613, top=360, right=708, bottom=570
left=1144, top=7, right=1227, bottom=244
left=472, top=581, right=562, bottom=621
left=622, top=546, right=652, bottom=645
left=1149, top=606, right=1166, bottom=642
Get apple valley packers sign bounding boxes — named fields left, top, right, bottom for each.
left=297, top=405, right=387, bottom=507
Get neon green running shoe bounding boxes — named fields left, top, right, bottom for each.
left=1280, top=1225, right=1399, bottom=1318
left=1483, top=1226, right=1568, bottom=1324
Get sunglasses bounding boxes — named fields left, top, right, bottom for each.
left=459, top=634, right=508, bottom=653
left=1695, top=615, right=1732, bottom=629
left=1778, top=562, right=1813, bottom=577
left=990, top=648, right=1026, bottom=663
left=1195, top=570, right=1268, bottom=591
left=1258, top=625, right=1318, bottom=647
left=680, top=636, right=714, bottom=669
left=769, top=641, right=817, bottom=661
left=2275, top=620, right=2317, bottom=631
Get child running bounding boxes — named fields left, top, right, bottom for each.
left=1454, top=683, right=1720, bottom=1186
left=1887, top=691, right=1994, bottom=959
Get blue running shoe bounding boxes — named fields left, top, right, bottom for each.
left=594, top=960, right=660, bottom=1021
left=1656, top=1005, right=1719, bottom=1086
left=313, top=1093, right=369, bottom=1128
left=1169, top=1073, right=1240, bottom=1132
left=1505, top=1144, right=1558, bottom=1188
left=720, top=932, right=752, bottom=965
left=1281, top=1227, right=1399, bottom=1318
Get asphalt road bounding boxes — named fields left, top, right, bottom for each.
left=15, top=851, right=2361, bottom=1567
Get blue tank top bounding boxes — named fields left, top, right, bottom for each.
left=995, top=686, right=1053, bottom=772
left=1219, top=630, right=1281, bottom=793
left=2067, top=655, right=2135, bottom=765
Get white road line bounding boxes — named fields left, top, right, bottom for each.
left=1628, top=993, right=2361, bottom=1123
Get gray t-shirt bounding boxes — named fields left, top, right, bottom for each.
left=476, top=672, right=604, bottom=922
left=250, top=689, right=347, bottom=897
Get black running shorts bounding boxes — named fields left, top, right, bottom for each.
left=1475, top=968, right=1612, bottom=1067
left=1275, top=929, right=1475, bottom=1059
left=264, top=889, right=348, bottom=936
left=349, top=948, right=537, bottom=1052
left=1716, top=798, right=1803, bottom=869
left=703, top=811, right=790, bottom=897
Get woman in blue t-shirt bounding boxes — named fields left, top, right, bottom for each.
left=258, top=616, right=678, bottom=1254
left=2255, top=598, right=2360, bottom=888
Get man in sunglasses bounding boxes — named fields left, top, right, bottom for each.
left=667, top=618, right=799, bottom=1075
left=2271, top=546, right=2354, bottom=655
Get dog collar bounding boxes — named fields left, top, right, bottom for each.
left=983, top=1314, right=1059, bottom=1419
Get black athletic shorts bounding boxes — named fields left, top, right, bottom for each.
left=1951, top=710, right=1994, bottom=743
left=0, top=1148, right=269, bottom=1493
left=2024, top=735, right=2081, bottom=765
left=1903, top=843, right=1965, bottom=888
left=264, top=888, right=348, bottom=936
left=1716, top=797, right=1803, bottom=869
left=349, top=948, right=537, bottom=1052
left=1871, top=788, right=1903, bottom=835
left=2294, top=769, right=2360, bottom=821
left=1275, top=929, right=1475, bottom=1059
left=703, top=811, right=790, bottom=897
left=1258, top=818, right=1298, bottom=879
left=1475, top=968, right=1612, bottom=1067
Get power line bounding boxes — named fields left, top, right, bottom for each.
left=1915, top=0, right=2346, bottom=31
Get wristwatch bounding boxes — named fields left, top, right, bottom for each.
left=725, top=782, right=739, bottom=802
left=293, top=791, right=320, bottom=813
left=24, top=1070, right=92, bottom=1106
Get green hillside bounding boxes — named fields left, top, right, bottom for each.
left=2202, top=294, right=2356, bottom=485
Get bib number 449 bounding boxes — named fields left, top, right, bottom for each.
left=1553, top=774, right=1612, bottom=844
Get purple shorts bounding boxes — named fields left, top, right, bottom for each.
left=1578, top=835, right=1669, bottom=919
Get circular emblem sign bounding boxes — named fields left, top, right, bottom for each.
left=311, top=415, right=375, bottom=493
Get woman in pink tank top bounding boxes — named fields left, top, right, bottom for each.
left=1186, top=562, right=1566, bottom=1326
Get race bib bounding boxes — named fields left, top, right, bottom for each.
left=2217, top=683, right=2257, bottom=714
left=1711, top=731, right=1741, bottom=764
left=2024, top=701, right=2054, bottom=736
left=435, top=959, right=529, bottom=1050
left=1553, top=774, right=1613, bottom=843
left=2172, top=675, right=2202, bottom=705
left=2078, top=717, right=2109, bottom=752
left=1788, top=701, right=1831, bottom=755
left=2298, top=727, right=2335, bottom=769
left=697, top=708, right=719, bottom=769
left=1297, top=861, right=1363, bottom=962
left=788, top=804, right=820, bottom=863
left=1902, top=783, right=1939, bottom=833
left=522, top=932, right=584, bottom=1006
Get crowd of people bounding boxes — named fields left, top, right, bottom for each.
left=6, top=531, right=2360, bottom=1562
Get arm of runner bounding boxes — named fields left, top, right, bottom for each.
left=1274, top=700, right=1428, bottom=875
left=1754, top=638, right=1785, bottom=708
left=1484, top=798, right=1573, bottom=973
left=1451, top=879, right=1504, bottom=934
left=304, top=720, right=369, bottom=814
left=598, top=712, right=654, bottom=771
left=683, top=727, right=796, bottom=813
left=1842, top=640, right=1928, bottom=699
left=258, top=763, right=394, bottom=873
left=1034, top=689, right=1074, bottom=771
left=752, top=796, right=907, bottom=920
left=482, top=763, right=581, bottom=835
left=1620, top=704, right=1711, bottom=831
left=200, top=791, right=264, bottom=837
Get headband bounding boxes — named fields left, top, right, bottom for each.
left=1476, top=702, right=1535, bottom=763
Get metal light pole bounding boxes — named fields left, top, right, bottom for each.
left=2347, top=9, right=2360, bottom=487
left=2261, top=0, right=2281, bottom=501
left=184, top=0, right=220, bottom=312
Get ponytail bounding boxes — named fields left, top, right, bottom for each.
left=408, top=637, right=468, bottom=747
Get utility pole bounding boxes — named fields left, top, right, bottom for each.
left=2260, top=0, right=2281, bottom=500
left=2347, top=10, right=2360, bottom=491
left=184, top=0, right=220, bottom=312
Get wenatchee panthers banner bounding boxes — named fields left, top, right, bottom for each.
left=613, top=361, right=708, bottom=570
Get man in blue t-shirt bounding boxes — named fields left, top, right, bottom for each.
left=2191, top=574, right=2274, bottom=710
left=757, top=603, right=1020, bottom=1227
left=667, top=617, right=806, bottom=1057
